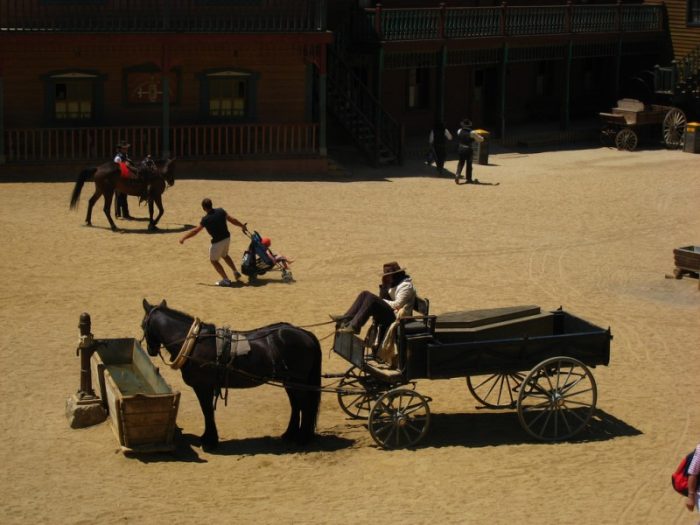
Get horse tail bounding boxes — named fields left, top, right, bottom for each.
left=69, top=167, right=96, bottom=209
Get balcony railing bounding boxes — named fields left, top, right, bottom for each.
left=0, top=0, right=327, bottom=33
left=353, top=3, right=664, bottom=42
left=4, top=123, right=319, bottom=163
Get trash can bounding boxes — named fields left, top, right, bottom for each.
left=472, top=129, right=490, bottom=165
left=684, top=122, right=700, bottom=153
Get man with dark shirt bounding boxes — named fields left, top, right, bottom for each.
left=179, top=198, right=247, bottom=286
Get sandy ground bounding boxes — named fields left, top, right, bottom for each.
left=0, top=145, right=699, bottom=525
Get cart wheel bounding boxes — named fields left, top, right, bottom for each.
left=517, top=356, right=597, bottom=441
left=662, top=107, right=687, bottom=149
left=615, top=128, right=638, bottom=151
left=337, top=367, right=378, bottom=419
left=369, top=388, right=431, bottom=449
left=466, top=372, right=524, bottom=408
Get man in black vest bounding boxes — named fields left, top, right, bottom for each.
left=428, top=119, right=453, bottom=176
left=455, top=119, right=484, bottom=184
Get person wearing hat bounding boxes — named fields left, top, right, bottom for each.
left=455, top=118, right=484, bottom=184
left=113, top=140, right=137, bottom=219
left=331, top=261, right=416, bottom=337
left=428, top=119, right=453, bottom=176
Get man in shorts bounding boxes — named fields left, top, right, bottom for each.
left=179, top=198, right=247, bottom=286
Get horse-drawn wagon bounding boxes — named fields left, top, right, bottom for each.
left=331, top=304, right=612, bottom=449
left=599, top=98, right=687, bottom=151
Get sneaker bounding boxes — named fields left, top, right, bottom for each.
left=216, top=279, right=232, bottom=287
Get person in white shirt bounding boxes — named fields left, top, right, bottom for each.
left=331, top=261, right=416, bottom=335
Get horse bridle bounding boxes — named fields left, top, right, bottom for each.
left=141, top=305, right=202, bottom=370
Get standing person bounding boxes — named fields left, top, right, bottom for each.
left=428, top=120, right=453, bottom=176
left=331, top=261, right=416, bottom=337
left=686, top=444, right=700, bottom=522
left=455, top=119, right=484, bottom=184
left=179, top=198, right=247, bottom=286
left=113, top=140, right=135, bottom=219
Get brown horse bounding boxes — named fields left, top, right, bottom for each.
left=69, top=157, right=175, bottom=231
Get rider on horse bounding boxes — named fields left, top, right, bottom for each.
left=114, top=140, right=151, bottom=200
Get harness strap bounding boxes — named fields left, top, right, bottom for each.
left=167, top=318, right=201, bottom=369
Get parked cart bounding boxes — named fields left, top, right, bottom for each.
left=331, top=304, right=612, bottom=449
left=599, top=98, right=687, bottom=151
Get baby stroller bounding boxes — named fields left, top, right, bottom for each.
left=241, top=230, right=294, bottom=283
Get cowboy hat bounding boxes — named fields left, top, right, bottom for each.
left=381, top=261, right=406, bottom=276
left=460, top=118, right=472, bottom=128
left=116, top=140, right=131, bottom=149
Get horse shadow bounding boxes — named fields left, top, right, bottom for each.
left=403, top=409, right=641, bottom=449
left=83, top=223, right=196, bottom=235
left=130, top=429, right=354, bottom=462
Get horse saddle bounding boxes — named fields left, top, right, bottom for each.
left=215, top=327, right=252, bottom=367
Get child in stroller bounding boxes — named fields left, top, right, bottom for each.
left=241, top=230, right=294, bottom=283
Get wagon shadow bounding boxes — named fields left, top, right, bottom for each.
left=421, top=409, right=641, bottom=449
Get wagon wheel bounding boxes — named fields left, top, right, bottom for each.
left=615, top=128, right=638, bottom=151
left=517, top=356, right=597, bottom=441
left=466, top=373, right=524, bottom=408
left=368, top=388, right=431, bottom=449
left=662, top=107, right=687, bottom=149
left=337, top=367, right=380, bottom=419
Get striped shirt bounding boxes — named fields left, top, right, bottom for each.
left=688, top=444, right=700, bottom=495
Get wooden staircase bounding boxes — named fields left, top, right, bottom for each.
left=327, top=46, right=403, bottom=166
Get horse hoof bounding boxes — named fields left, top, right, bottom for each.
left=200, top=433, right=219, bottom=450
left=281, top=430, right=299, bottom=443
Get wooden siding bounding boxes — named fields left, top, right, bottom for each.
left=659, top=0, right=700, bottom=58
left=1, top=40, right=310, bottom=128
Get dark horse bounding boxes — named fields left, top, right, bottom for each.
left=69, top=157, right=175, bottom=231
left=141, top=299, right=322, bottom=450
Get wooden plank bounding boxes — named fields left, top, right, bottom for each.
left=435, top=305, right=541, bottom=329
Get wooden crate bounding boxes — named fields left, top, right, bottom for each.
left=91, top=338, right=180, bottom=453
left=674, top=246, right=700, bottom=274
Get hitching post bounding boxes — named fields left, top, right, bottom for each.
left=65, top=312, right=107, bottom=428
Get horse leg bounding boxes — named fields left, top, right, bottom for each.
left=147, top=198, right=156, bottom=231
left=298, top=347, right=322, bottom=444
left=150, top=195, right=164, bottom=230
left=282, top=387, right=301, bottom=443
left=102, top=190, right=118, bottom=231
left=85, top=192, right=99, bottom=227
left=194, top=386, right=219, bottom=450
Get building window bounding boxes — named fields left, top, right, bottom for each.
left=49, top=72, right=97, bottom=121
left=200, top=69, right=257, bottom=120
left=689, top=0, right=700, bottom=25
left=407, top=68, right=429, bottom=109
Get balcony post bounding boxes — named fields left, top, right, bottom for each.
left=500, top=2, right=507, bottom=37
left=317, top=0, right=327, bottom=31
left=374, top=46, right=385, bottom=165
left=161, top=45, right=171, bottom=159
left=500, top=44, right=509, bottom=139
left=439, top=2, right=446, bottom=40
left=318, top=45, right=328, bottom=156
left=561, top=41, right=573, bottom=130
left=436, top=44, right=447, bottom=122
left=375, top=3, right=383, bottom=41
left=566, top=1, right=572, bottom=34
left=616, top=1, right=622, bottom=33
left=0, top=64, right=5, bottom=165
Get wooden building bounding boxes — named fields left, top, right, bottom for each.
left=661, top=0, right=700, bottom=58
left=326, top=1, right=671, bottom=164
left=0, top=0, right=332, bottom=170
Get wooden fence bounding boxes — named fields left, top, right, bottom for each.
left=4, top=123, right=319, bottom=163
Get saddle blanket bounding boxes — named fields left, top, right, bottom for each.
left=216, top=328, right=251, bottom=366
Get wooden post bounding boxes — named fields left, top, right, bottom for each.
left=500, top=2, right=507, bottom=37
left=375, top=3, right=383, bottom=41
left=318, top=45, right=328, bottom=156
left=161, top=44, right=171, bottom=159
left=437, top=45, right=447, bottom=123
left=500, top=44, right=509, bottom=139
left=77, top=312, right=95, bottom=398
left=439, top=2, right=446, bottom=40
left=0, top=71, right=5, bottom=165
left=374, top=46, right=385, bottom=165
left=562, top=40, right=573, bottom=130
left=566, top=1, right=572, bottom=34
